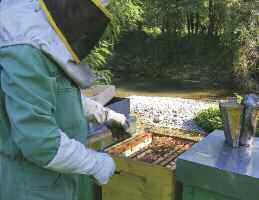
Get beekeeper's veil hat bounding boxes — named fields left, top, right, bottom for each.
left=39, top=0, right=111, bottom=64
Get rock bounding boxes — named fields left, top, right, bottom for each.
left=153, top=115, right=162, bottom=123
left=129, top=96, right=218, bottom=134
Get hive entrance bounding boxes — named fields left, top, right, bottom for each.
left=107, top=132, right=195, bottom=169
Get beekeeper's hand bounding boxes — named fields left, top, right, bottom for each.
left=106, top=108, right=129, bottom=130
left=81, top=94, right=128, bottom=130
left=91, top=151, right=116, bottom=185
left=46, top=131, right=115, bottom=185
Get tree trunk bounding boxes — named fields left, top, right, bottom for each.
left=208, top=0, right=214, bottom=36
left=195, top=13, right=200, bottom=35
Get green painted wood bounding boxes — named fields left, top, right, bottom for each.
left=102, top=156, right=176, bottom=200
left=183, top=185, right=237, bottom=200
left=183, top=186, right=193, bottom=200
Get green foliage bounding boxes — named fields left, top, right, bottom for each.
left=194, top=107, right=223, bottom=133
left=111, top=31, right=233, bottom=83
left=221, top=0, right=258, bottom=91
left=233, top=93, right=244, bottom=104
left=84, top=0, right=258, bottom=87
left=109, top=0, right=257, bottom=89
left=108, top=0, right=144, bottom=33
left=143, top=27, right=162, bottom=38
left=83, top=41, right=113, bottom=85
left=84, top=0, right=144, bottom=85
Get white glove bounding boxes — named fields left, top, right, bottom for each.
left=106, top=108, right=129, bottom=130
left=81, top=94, right=128, bottom=129
left=46, top=131, right=115, bottom=185
left=92, top=152, right=116, bottom=185
left=81, top=95, right=108, bottom=124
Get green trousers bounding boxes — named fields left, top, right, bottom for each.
left=0, top=45, right=94, bottom=200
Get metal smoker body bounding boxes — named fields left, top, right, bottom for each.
left=220, top=102, right=244, bottom=147
left=239, top=94, right=259, bottom=146
left=220, top=94, right=259, bottom=148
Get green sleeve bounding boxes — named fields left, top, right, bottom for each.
left=0, top=46, right=60, bottom=166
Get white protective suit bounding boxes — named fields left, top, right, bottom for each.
left=0, top=0, right=127, bottom=185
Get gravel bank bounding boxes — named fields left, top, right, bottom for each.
left=129, top=96, right=218, bottom=133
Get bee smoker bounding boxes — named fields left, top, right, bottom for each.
left=239, top=94, right=259, bottom=147
left=219, top=101, right=244, bottom=148
left=220, top=94, right=259, bottom=148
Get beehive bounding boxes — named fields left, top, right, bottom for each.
left=102, top=132, right=196, bottom=200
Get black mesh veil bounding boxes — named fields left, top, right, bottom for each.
left=40, top=0, right=111, bottom=63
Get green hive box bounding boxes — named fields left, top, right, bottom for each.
left=176, top=130, right=259, bottom=200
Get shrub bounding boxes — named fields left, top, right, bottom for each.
left=83, top=0, right=144, bottom=85
left=83, top=41, right=113, bottom=85
left=194, top=106, right=223, bottom=133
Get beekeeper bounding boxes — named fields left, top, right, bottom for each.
left=0, top=0, right=127, bottom=200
